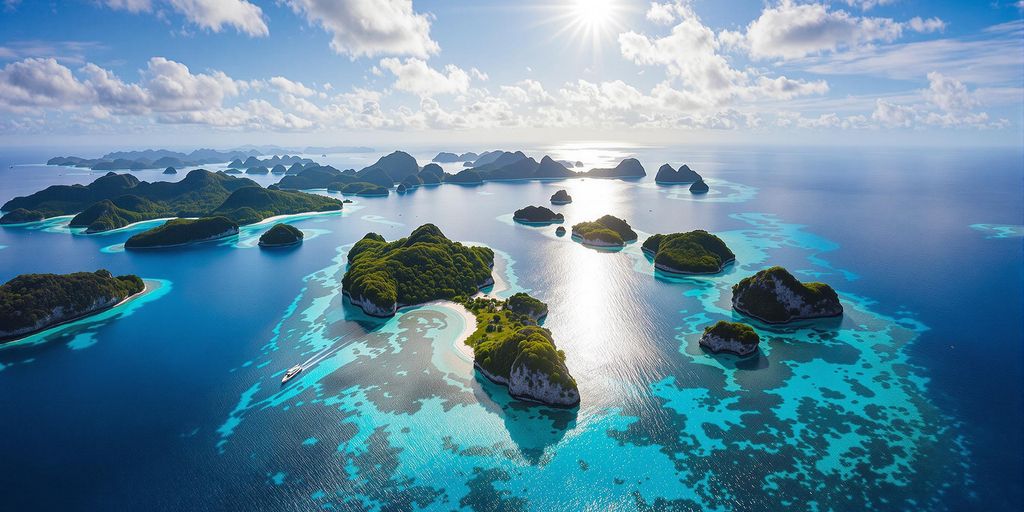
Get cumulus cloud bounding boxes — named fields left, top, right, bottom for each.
left=618, top=5, right=827, bottom=107
left=104, top=0, right=268, bottom=36
left=0, top=58, right=92, bottom=109
left=924, top=72, right=979, bottom=113
left=744, top=1, right=904, bottom=59
left=379, top=58, right=470, bottom=97
left=268, top=76, right=316, bottom=97
left=286, top=0, right=438, bottom=58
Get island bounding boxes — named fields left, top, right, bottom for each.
left=583, top=158, right=646, bottom=178
left=550, top=189, right=573, bottom=204
left=731, top=266, right=843, bottom=323
left=124, top=217, right=239, bottom=249
left=513, top=205, right=564, bottom=224
left=0, top=270, right=145, bottom=342
left=329, top=182, right=389, bottom=197
left=698, top=321, right=760, bottom=356
left=0, top=208, right=45, bottom=224
left=163, top=166, right=177, bottom=175
left=655, top=164, right=702, bottom=184
left=419, top=163, right=444, bottom=185
left=396, top=184, right=408, bottom=194
left=555, top=226, right=566, bottom=236
left=461, top=294, right=579, bottom=407
left=0, top=169, right=340, bottom=232
left=356, top=150, right=419, bottom=186
left=258, top=223, right=303, bottom=248
left=276, top=165, right=348, bottom=189
left=223, top=169, right=243, bottom=174
left=445, top=169, right=483, bottom=185
left=571, top=215, right=637, bottom=247
left=690, top=180, right=709, bottom=194
left=271, top=164, right=287, bottom=174
left=341, top=224, right=495, bottom=317
left=642, top=230, right=735, bottom=274
left=399, top=174, right=423, bottom=191
left=246, top=166, right=269, bottom=175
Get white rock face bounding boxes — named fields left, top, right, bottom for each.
left=508, top=359, right=580, bottom=407
left=0, top=295, right=120, bottom=340
left=346, top=293, right=397, bottom=318
left=733, top=273, right=842, bottom=323
left=699, top=333, right=758, bottom=356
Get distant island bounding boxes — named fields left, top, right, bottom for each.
left=0, top=208, right=44, bottom=224
left=432, top=151, right=478, bottom=163
left=330, top=182, right=389, bottom=197
left=642, top=230, right=735, bottom=274
left=584, top=158, right=646, bottom=179
left=732, top=266, right=843, bottom=323
left=0, top=270, right=144, bottom=342
left=556, top=226, right=566, bottom=236
left=163, top=167, right=177, bottom=175
left=341, top=224, right=494, bottom=317
left=245, top=166, right=269, bottom=175
left=513, top=205, right=564, bottom=224
left=1, top=169, right=342, bottom=232
left=571, top=215, right=637, bottom=247
left=550, top=189, right=572, bottom=204
left=258, top=223, right=303, bottom=248
left=699, top=321, right=760, bottom=356
left=46, top=149, right=318, bottom=172
left=446, top=169, right=483, bottom=185
left=461, top=294, right=579, bottom=407
left=690, top=180, right=710, bottom=194
left=125, top=217, right=239, bottom=249
left=655, top=164, right=702, bottom=184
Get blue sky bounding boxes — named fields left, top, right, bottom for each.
left=0, top=0, right=1021, bottom=148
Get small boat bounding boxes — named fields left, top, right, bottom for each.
left=281, top=365, right=303, bottom=384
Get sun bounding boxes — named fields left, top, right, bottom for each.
left=571, top=0, right=616, bottom=29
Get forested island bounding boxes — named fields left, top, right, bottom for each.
left=699, top=321, right=760, bottom=356
left=258, top=223, right=303, bottom=248
left=1, top=170, right=342, bottom=232
left=341, top=224, right=495, bottom=317
left=642, top=230, right=735, bottom=274
left=550, top=189, right=573, bottom=204
left=461, top=294, right=579, bottom=407
left=732, top=266, right=843, bottom=323
left=571, top=215, right=637, bottom=247
left=125, top=217, right=239, bottom=249
left=329, top=182, right=389, bottom=197
left=655, top=164, right=702, bottom=184
left=0, top=270, right=145, bottom=341
left=513, top=206, right=564, bottom=224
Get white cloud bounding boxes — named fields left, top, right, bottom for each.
left=104, top=0, right=268, bottom=36
left=379, top=58, right=470, bottom=97
left=0, top=58, right=91, bottom=109
left=268, top=76, right=316, bottom=97
left=842, top=0, right=896, bottom=10
left=618, top=6, right=827, bottom=107
left=744, top=1, right=904, bottom=60
left=924, top=72, right=979, bottom=113
left=908, top=16, right=945, bottom=34
left=286, top=0, right=438, bottom=58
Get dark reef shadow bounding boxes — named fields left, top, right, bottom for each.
left=470, top=370, right=578, bottom=464
left=698, top=345, right=770, bottom=370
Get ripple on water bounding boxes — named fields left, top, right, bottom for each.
left=209, top=211, right=966, bottom=510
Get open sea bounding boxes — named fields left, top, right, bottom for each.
left=0, top=144, right=1020, bottom=511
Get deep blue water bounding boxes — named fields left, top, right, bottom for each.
left=0, top=145, right=1020, bottom=511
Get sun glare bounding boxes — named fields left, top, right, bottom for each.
left=572, top=0, right=615, bottom=28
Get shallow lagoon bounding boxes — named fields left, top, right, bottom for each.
left=0, top=145, right=1020, bottom=510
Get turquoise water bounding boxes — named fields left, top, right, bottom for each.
left=0, top=146, right=1020, bottom=510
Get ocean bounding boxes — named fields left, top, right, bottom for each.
left=0, top=144, right=1020, bottom=510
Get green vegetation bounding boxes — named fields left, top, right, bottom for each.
left=550, top=189, right=572, bottom=204
left=460, top=295, right=579, bottom=406
left=69, top=195, right=165, bottom=233
left=210, top=186, right=343, bottom=224
left=703, top=321, right=758, bottom=345
left=571, top=215, right=637, bottom=246
left=513, top=205, right=564, bottom=224
left=400, top=174, right=423, bottom=189
left=642, top=230, right=735, bottom=274
left=330, top=182, right=389, bottom=197
left=0, top=270, right=144, bottom=341
left=505, top=292, right=548, bottom=319
left=445, top=169, right=482, bottom=184
left=341, top=224, right=494, bottom=316
left=418, top=164, right=444, bottom=185
left=731, top=266, right=843, bottom=323
left=125, top=217, right=239, bottom=249
left=259, top=223, right=303, bottom=247
left=357, top=151, right=419, bottom=182
left=277, top=166, right=349, bottom=189
left=0, top=208, right=44, bottom=224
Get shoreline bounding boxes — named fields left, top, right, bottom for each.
left=733, top=302, right=844, bottom=325
left=125, top=229, right=239, bottom=250
left=0, top=281, right=151, bottom=344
